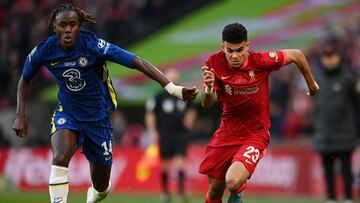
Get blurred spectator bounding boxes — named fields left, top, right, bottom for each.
left=0, top=124, right=9, bottom=147
left=311, top=36, right=360, bottom=203
left=269, top=71, right=290, bottom=141
left=111, top=109, right=127, bottom=146
left=121, top=124, right=145, bottom=148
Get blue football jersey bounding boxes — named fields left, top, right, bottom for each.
left=22, top=29, right=136, bottom=121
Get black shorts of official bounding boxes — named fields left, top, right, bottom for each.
left=159, top=135, right=187, bottom=159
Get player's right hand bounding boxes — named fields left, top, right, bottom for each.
left=201, top=66, right=214, bottom=89
left=307, top=81, right=320, bottom=96
left=12, top=116, right=28, bottom=138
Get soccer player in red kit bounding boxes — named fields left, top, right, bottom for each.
left=199, top=23, right=319, bottom=203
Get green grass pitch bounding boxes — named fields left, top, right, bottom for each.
left=0, top=190, right=332, bottom=203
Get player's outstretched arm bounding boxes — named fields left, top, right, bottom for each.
left=283, top=49, right=320, bottom=96
left=133, top=57, right=198, bottom=101
left=12, top=76, right=31, bottom=137
left=200, top=66, right=216, bottom=108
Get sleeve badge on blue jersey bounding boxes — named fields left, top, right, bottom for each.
left=98, top=38, right=110, bottom=54
left=98, top=39, right=106, bottom=48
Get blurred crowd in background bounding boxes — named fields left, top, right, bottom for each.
left=0, top=0, right=359, bottom=148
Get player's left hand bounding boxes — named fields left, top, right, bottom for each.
left=307, top=81, right=320, bottom=96
left=182, top=86, right=198, bottom=101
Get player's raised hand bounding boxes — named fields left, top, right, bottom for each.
left=182, top=86, right=198, bottom=101
left=12, top=116, right=28, bottom=138
left=307, top=81, right=320, bottom=96
left=201, top=66, right=214, bottom=89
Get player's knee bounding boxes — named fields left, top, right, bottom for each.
left=207, top=188, right=223, bottom=200
left=52, top=153, right=71, bottom=166
left=93, top=181, right=110, bottom=192
left=208, top=184, right=225, bottom=200
left=226, top=177, right=245, bottom=193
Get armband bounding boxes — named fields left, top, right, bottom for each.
left=164, top=82, right=183, bottom=100
left=204, top=86, right=213, bottom=94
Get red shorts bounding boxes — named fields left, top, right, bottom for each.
left=199, top=141, right=267, bottom=179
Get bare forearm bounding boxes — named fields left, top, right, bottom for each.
left=285, top=49, right=316, bottom=86
left=294, top=52, right=315, bottom=86
left=201, top=92, right=215, bottom=108
left=16, top=76, right=31, bottom=117
left=284, top=49, right=319, bottom=95
left=133, top=57, right=170, bottom=87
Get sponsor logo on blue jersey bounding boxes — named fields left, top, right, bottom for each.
left=62, top=69, right=86, bottom=91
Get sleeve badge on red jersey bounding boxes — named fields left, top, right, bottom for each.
left=249, top=70, right=256, bottom=82
left=269, top=52, right=279, bottom=62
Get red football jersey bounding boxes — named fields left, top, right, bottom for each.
left=205, top=50, right=287, bottom=147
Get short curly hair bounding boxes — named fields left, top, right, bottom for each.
left=222, top=23, right=247, bottom=43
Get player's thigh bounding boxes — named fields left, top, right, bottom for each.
left=51, top=111, right=80, bottom=166
left=199, top=146, right=239, bottom=180
left=81, top=118, right=113, bottom=166
left=225, top=161, right=250, bottom=190
left=232, top=141, right=267, bottom=176
left=51, top=129, right=78, bottom=154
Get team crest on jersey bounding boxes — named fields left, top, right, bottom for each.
left=269, top=52, right=279, bottom=62
left=249, top=70, right=255, bottom=81
left=78, top=57, right=88, bottom=67
left=56, top=118, right=66, bottom=125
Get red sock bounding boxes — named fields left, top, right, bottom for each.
left=205, top=192, right=222, bottom=203
left=235, top=182, right=247, bottom=193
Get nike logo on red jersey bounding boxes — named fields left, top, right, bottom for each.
left=221, top=75, right=231, bottom=80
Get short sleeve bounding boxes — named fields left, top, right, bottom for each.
left=254, top=50, right=286, bottom=71
left=94, top=37, right=136, bottom=68
left=22, top=46, right=43, bottom=81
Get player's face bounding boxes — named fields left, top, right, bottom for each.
left=54, top=11, right=80, bottom=50
left=221, top=41, right=250, bottom=69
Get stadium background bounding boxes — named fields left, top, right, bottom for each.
left=0, top=0, right=359, bottom=202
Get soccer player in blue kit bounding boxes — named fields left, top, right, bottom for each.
left=12, top=4, right=198, bottom=203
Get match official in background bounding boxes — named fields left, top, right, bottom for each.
left=145, top=68, right=197, bottom=203
left=312, top=37, right=360, bottom=203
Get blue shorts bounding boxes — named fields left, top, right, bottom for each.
left=50, top=109, right=113, bottom=166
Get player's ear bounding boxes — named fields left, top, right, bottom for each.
left=220, top=42, right=225, bottom=51
left=53, top=25, right=56, bottom=32
left=246, top=41, right=250, bottom=50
